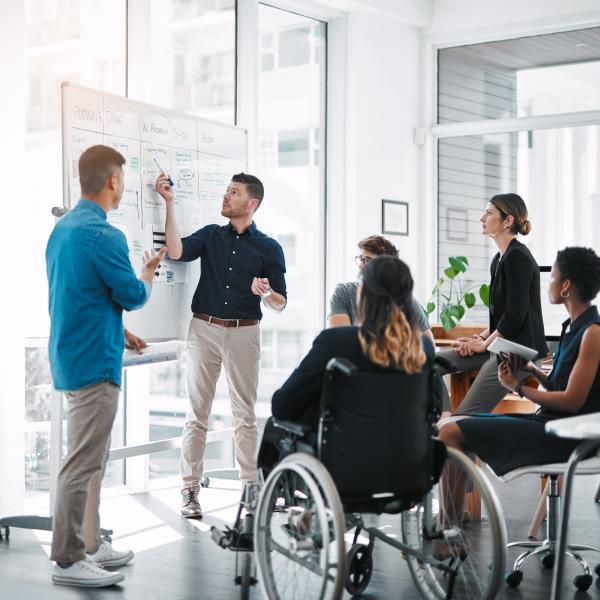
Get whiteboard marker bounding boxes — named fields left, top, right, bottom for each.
left=153, top=157, right=174, bottom=186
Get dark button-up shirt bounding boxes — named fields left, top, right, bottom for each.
left=46, top=198, right=150, bottom=390
left=179, top=222, right=286, bottom=320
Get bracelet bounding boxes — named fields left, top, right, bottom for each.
left=260, top=288, right=272, bottom=298
left=514, top=381, right=525, bottom=398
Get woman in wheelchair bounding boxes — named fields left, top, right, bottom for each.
left=439, top=246, right=600, bottom=514
left=257, top=254, right=439, bottom=476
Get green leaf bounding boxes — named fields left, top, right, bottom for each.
left=440, top=308, right=457, bottom=331
left=479, top=284, right=490, bottom=308
left=449, top=304, right=464, bottom=320
left=444, top=267, right=458, bottom=279
left=449, top=256, right=468, bottom=273
left=426, top=302, right=435, bottom=314
left=464, top=292, right=476, bottom=309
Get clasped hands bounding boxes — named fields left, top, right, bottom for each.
left=452, top=334, right=486, bottom=357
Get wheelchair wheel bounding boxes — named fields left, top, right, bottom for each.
left=254, top=453, right=345, bottom=600
left=401, top=447, right=506, bottom=600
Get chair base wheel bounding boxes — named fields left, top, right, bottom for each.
left=574, top=574, right=593, bottom=592
left=505, top=570, right=523, bottom=588
left=541, top=553, right=555, bottom=569
left=201, top=477, right=210, bottom=488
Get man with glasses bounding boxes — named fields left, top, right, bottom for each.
left=328, top=235, right=434, bottom=345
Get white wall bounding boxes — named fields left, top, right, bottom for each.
left=330, top=11, right=425, bottom=297
left=430, top=0, right=600, bottom=37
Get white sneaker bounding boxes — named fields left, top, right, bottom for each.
left=88, top=541, right=134, bottom=567
left=52, top=556, right=125, bottom=587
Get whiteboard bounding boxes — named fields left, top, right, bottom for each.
left=61, top=82, right=247, bottom=340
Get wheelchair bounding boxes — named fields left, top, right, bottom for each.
left=212, top=355, right=507, bottom=599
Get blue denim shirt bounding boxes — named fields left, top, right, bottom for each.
left=179, top=222, right=286, bottom=320
left=46, top=198, right=150, bottom=390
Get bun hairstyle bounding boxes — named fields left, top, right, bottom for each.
left=357, top=256, right=426, bottom=374
left=490, top=193, right=531, bottom=236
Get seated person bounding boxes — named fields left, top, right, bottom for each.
left=328, top=235, right=434, bottom=346
left=258, top=255, right=441, bottom=477
left=439, top=246, right=600, bottom=487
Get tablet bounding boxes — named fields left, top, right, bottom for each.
left=487, top=337, right=538, bottom=361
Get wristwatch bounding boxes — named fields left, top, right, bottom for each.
left=514, top=381, right=525, bottom=397
left=261, top=288, right=272, bottom=298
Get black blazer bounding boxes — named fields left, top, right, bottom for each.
left=489, top=238, right=548, bottom=358
left=271, top=326, right=437, bottom=427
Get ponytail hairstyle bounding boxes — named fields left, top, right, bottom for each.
left=489, top=193, right=531, bottom=236
left=357, top=256, right=426, bottom=373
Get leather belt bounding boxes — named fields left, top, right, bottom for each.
left=193, top=313, right=259, bottom=328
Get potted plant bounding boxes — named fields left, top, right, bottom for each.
left=424, top=256, right=490, bottom=331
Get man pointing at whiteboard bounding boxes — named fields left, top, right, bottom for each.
left=156, top=172, right=287, bottom=518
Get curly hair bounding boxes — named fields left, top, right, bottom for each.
left=556, top=247, right=600, bottom=303
left=357, top=256, right=426, bottom=373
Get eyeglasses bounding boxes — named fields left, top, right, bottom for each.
left=355, top=255, right=373, bottom=266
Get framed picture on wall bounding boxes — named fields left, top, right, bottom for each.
left=382, top=199, right=409, bottom=236
left=446, top=207, right=469, bottom=241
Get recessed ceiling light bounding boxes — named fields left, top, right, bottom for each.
left=575, top=42, right=587, bottom=48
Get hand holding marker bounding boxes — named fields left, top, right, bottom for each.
left=153, top=157, right=174, bottom=187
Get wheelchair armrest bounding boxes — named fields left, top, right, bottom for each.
left=325, top=357, right=357, bottom=376
left=272, top=419, right=313, bottom=438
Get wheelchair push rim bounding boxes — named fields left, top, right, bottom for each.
left=254, top=453, right=346, bottom=600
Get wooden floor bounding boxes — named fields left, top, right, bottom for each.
left=2, top=475, right=600, bottom=599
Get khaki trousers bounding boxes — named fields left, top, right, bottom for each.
left=50, top=381, right=119, bottom=563
left=181, top=318, right=260, bottom=487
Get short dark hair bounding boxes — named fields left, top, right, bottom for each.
left=358, top=235, right=398, bottom=257
left=231, top=173, right=264, bottom=207
left=79, top=145, right=126, bottom=196
left=556, top=247, right=600, bottom=303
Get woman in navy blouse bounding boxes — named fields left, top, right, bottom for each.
left=440, top=246, right=600, bottom=476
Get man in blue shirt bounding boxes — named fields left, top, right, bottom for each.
left=47, top=145, right=166, bottom=588
left=156, top=172, right=287, bottom=518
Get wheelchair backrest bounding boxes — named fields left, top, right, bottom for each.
left=318, top=360, right=437, bottom=506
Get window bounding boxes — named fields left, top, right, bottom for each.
left=278, top=129, right=309, bottom=166
left=23, top=0, right=127, bottom=502
left=279, top=27, right=310, bottom=68
left=436, top=27, right=600, bottom=324
left=147, top=0, right=235, bottom=124
left=256, top=4, right=327, bottom=424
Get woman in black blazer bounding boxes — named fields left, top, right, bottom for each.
left=257, top=255, right=440, bottom=475
left=438, top=193, right=548, bottom=416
